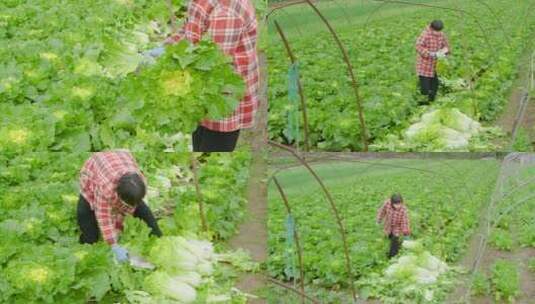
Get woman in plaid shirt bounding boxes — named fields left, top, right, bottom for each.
left=77, top=151, right=162, bottom=263
left=416, top=20, right=450, bottom=104
left=149, top=0, right=259, bottom=152
left=377, top=193, right=411, bottom=258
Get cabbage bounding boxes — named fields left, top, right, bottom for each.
left=160, top=70, right=192, bottom=97
left=414, top=267, right=439, bottom=284
left=402, top=240, right=424, bottom=252
left=196, top=261, right=214, bottom=276
left=73, top=58, right=104, bottom=77
left=174, top=272, right=202, bottom=287
left=405, top=108, right=482, bottom=150
left=146, top=236, right=231, bottom=303
left=144, top=271, right=197, bottom=303
left=206, top=294, right=232, bottom=303
left=149, top=237, right=200, bottom=273
left=215, top=249, right=259, bottom=272
left=385, top=240, right=448, bottom=287
left=184, top=239, right=215, bottom=261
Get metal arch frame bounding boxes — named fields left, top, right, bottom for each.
left=267, top=0, right=370, bottom=151
left=267, top=142, right=498, bottom=302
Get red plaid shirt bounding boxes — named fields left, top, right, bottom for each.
left=416, top=27, right=450, bottom=77
left=79, top=151, right=146, bottom=245
left=167, top=0, right=259, bottom=132
left=377, top=200, right=411, bottom=237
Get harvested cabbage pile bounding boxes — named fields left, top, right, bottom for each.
left=123, top=235, right=251, bottom=303
left=358, top=240, right=455, bottom=303
left=405, top=108, right=481, bottom=150
left=383, top=240, right=450, bottom=302
left=384, top=241, right=448, bottom=285
left=371, top=107, right=504, bottom=152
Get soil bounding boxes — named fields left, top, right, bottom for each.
left=446, top=204, right=491, bottom=304
left=229, top=52, right=269, bottom=303
left=447, top=157, right=535, bottom=304
left=496, top=49, right=534, bottom=150
left=470, top=247, right=535, bottom=304
left=523, top=95, right=535, bottom=146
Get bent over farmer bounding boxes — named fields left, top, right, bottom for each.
left=416, top=20, right=450, bottom=104
left=377, top=193, right=411, bottom=258
left=150, top=0, right=259, bottom=152
left=77, top=151, right=162, bottom=263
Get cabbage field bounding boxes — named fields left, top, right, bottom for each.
left=267, top=0, right=535, bottom=151
left=0, top=1, right=272, bottom=302
left=0, top=151, right=255, bottom=303
left=464, top=154, right=535, bottom=304
left=267, top=157, right=507, bottom=303
left=0, top=0, right=250, bottom=153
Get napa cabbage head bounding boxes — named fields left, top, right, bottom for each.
left=10, top=263, right=53, bottom=288
left=53, top=110, right=68, bottom=120
left=149, top=236, right=199, bottom=273
left=144, top=271, right=197, bottom=303
left=71, top=86, right=94, bottom=100
left=160, top=70, right=192, bottom=97
left=40, top=52, right=59, bottom=61
left=28, top=267, right=49, bottom=284
left=73, top=58, right=103, bottom=76
left=74, top=250, right=89, bottom=261
left=5, top=128, right=30, bottom=145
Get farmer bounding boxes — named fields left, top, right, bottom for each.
left=77, top=151, right=162, bottom=263
left=148, top=0, right=259, bottom=152
left=376, top=193, right=411, bottom=258
left=416, top=20, right=450, bottom=104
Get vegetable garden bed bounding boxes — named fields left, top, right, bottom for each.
left=267, top=0, right=535, bottom=151
left=266, top=155, right=504, bottom=303
left=0, top=151, right=256, bottom=303
left=0, top=0, right=250, bottom=153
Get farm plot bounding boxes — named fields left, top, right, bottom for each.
left=460, top=153, right=535, bottom=304
left=0, top=151, right=256, bottom=303
left=267, top=156, right=504, bottom=303
left=0, top=0, right=250, bottom=153
left=267, top=0, right=535, bottom=151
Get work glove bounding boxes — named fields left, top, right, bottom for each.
left=403, top=236, right=410, bottom=241
left=111, top=244, right=129, bottom=263
left=429, top=51, right=437, bottom=58
left=137, top=46, right=164, bottom=71
left=146, top=46, right=165, bottom=58
left=435, top=48, right=448, bottom=58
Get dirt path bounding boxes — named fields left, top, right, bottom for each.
left=469, top=247, right=535, bottom=304
left=496, top=48, right=534, bottom=150
left=447, top=155, right=535, bottom=304
left=229, top=53, right=269, bottom=303
left=446, top=204, right=491, bottom=303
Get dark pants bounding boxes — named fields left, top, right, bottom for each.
left=419, top=74, right=439, bottom=102
left=388, top=234, right=402, bottom=258
left=192, top=125, right=240, bottom=152
left=77, top=195, right=162, bottom=244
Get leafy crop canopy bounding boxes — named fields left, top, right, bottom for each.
left=0, top=0, right=245, bottom=152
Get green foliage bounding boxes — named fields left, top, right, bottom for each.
left=490, top=260, right=520, bottom=303
left=489, top=228, right=514, bottom=251
left=1, top=0, right=245, bottom=152
left=267, top=0, right=535, bottom=151
left=518, top=221, right=535, bottom=248
left=116, top=40, right=245, bottom=148
left=511, top=127, right=533, bottom=152
left=529, top=257, right=535, bottom=273
left=471, top=272, right=490, bottom=296
left=1, top=243, right=114, bottom=304
left=268, top=159, right=499, bottom=301
left=0, top=151, right=251, bottom=303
